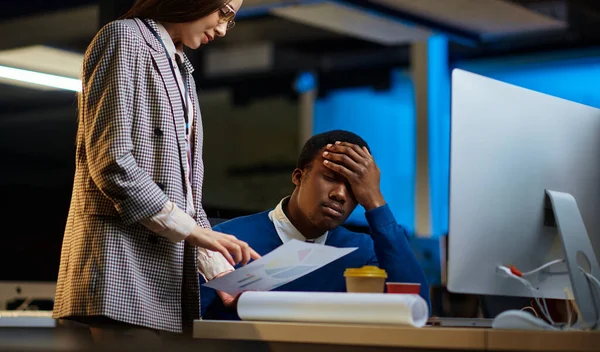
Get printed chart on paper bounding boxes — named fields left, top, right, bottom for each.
left=203, top=239, right=356, bottom=296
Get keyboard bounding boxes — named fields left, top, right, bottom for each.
left=428, top=317, right=494, bottom=328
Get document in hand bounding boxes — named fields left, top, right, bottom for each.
left=202, top=239, right=357, bottom=296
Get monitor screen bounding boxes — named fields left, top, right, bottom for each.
left=448, top=69, right=600, bottom=302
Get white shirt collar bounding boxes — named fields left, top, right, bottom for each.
left=268, top=197, right=328, bottom=245
left=155, top=22, right=183, bottom=61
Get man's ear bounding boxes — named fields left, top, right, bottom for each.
left=292, top=168, right=303, bottom=187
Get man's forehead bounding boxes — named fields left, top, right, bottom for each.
left=312, top=147, right=328, bottom=163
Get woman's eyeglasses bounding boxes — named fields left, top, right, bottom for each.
left=219, top=3, right=236, bottom=29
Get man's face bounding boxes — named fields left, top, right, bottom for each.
left=292, top=148, right=358, bottom=231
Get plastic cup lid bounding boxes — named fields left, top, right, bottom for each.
left=344, top=265, right=388, bottom=278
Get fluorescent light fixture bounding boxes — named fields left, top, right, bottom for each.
left=0, top=65, right=82, bottom=92
left=0, top=45, right=83, bottom=91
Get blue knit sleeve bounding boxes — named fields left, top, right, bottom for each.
left=365, top=204, right=431, bottom=310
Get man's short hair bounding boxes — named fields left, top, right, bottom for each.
left=297, top=130, right=370, bottom=170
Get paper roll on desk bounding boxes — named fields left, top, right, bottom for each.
left=237, top=291, right=429, bottom=327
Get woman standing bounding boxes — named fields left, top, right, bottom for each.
left=52, top=0, right=255, bottom=339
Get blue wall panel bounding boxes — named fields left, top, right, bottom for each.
left=455, top=50, right=600, bottom=108
left=427, top=36, right=451, bottom=238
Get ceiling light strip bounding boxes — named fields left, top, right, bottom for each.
left=0, top=65, right=81, bottom=92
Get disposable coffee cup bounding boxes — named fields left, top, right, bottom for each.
left=343, top=266, right=387, bottom=293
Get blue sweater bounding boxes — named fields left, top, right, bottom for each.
left=200, top=204, right=430, bottom=320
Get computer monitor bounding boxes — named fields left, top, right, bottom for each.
left=0, top=283, right=56, bottom=310
left=447, top=69, right=600, bottom=327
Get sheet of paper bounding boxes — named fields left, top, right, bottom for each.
left=202, top=239, right=357, bottom=296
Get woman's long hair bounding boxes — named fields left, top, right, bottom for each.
left=120, top=0, right=228, bottom=23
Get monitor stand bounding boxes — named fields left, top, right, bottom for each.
left=546, top=190, right=600, bottom=329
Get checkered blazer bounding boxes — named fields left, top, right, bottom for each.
left=52, top=18, right=210, bottom=334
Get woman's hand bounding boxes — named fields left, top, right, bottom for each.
left=186, top=227, right=260, bottom=266
left=213, top=272, right=243, bottom=309
left=217, top=290, right=243, bottom=309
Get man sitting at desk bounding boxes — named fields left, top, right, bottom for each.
left=200, top=130, right=430, bottom=319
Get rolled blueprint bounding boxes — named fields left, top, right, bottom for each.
left=237, top=291, right=429, bottom=327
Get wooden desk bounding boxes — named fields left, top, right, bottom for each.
left=193, top=320, right=600, bottom=352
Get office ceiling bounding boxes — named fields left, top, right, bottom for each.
left=0, top=0, right=576, bottom=51
left=375, top=0, right=566, bottom=38
left=0, top=0, right=599, bottom=111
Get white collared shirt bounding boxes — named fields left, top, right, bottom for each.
left=156, top=22, right=195, bottom=218
left=268, top=197, right=328, bottom=245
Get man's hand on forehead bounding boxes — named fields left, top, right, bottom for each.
left=321, top=141, right=386, bottom=211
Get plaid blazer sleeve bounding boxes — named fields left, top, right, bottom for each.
left=81, top=21, right=169, bottom=225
